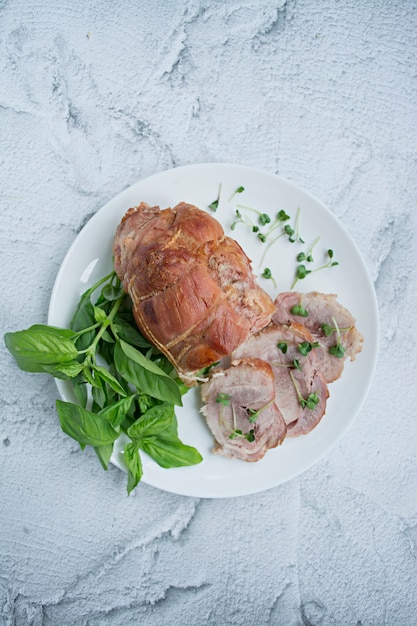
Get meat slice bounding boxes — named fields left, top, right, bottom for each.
left=200, top=358, right=286, bottom=461
left=113, top=202, right=275, bottom=383
left=273, top=292, right=363, bottom=383
left=232, top=324, right=329, bottom=437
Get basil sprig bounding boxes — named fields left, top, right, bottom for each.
left=4, top=271, right=202, bottom=493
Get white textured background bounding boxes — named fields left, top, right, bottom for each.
left=1, top=1, right=417, bottom=625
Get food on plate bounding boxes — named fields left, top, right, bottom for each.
left=272, top=291, right=363, bottom=382
left=232, top=322, right=329, bottom=437
left=200, top=358, right=286, bottom=461
left=113, top=201, right=275, bottom=382
left=4, top=184, right=365, bottom=488
left=200, top=291, right=362, bottom=456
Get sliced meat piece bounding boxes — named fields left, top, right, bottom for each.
left=200, top=358, right=286, bottom=461
left=273, top=291, right=363, bottom=383
left=113, top=202, right=275, bottom=383
left=233, top=324, right=329, bottom=437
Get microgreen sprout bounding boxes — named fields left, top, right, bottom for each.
left=258, top=208, right=302, bottom=266
left=291, top=248, right=339, bottom=289
left=286, top=207, right=304, bottom=244
left=321, top=323, right=335, bottom=337
left=329, top=344, right=345, bottom=358
left=208, top=183, right=222, bottom=212
left=259, top=213, right=271, bottom=225
left=289, top=370, right=320, bottom=410
left=231, top=209, right=256, bottom=231
left=246, top=399, right=274, bottom=423
left=277, top=342, right=288, bottom=354
left=229, top=429, right=255, bottom=442
left=262, top=267, right=277, bottom=288
left=290, top=299, right=309, bottom=317
left=216, top=393, right=231, bottom=406
left=302, top=393, right=320, bottom=410
left=298, top=341, right=320, bottom=356
left=228, top=186, right=245, bottom=202
left=321, top=322, right=352, bottom=337
left=236, top=204, right=273, bottom=229
left=327, top=316, right=346, bottom=358
left=291, top=264, right=311, bottom=287
left=296, top=236, right=321, bottom=263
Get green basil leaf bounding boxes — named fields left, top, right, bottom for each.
left=119, top=340, right=167, bottom=376
left=137, top=393, right=159, bottom=414
left=127, top=403, right=174, bottom=439
left=71, top=293, right=96, bottom=350
left=29, top=324, right=77, bottom=340
left=124, top=441, right=143, bottom=494
left=112, top=315, right=151, bottom=348
left=4, top=354, right=46, bottom=373
left=56, top=399, right=119, bottom=447
left=41, top=360, right=84, bottom=379
left=92, top=384, right=106, bottom=410
left=93, top=306, right=108, bottom=325
left=93, top=364, right=127, bottom=397
left=101, top=282, right=123, bottom=302
left=101, top=329, right=115, bottom=344
left=140, top=435, right=203, bottom=468
left=97, top=340, right=115, bottom=366
left=94, top=443, right=114, bottom=470
left=82, top=366, right=101, bottom=389
left=98, top=395, right=136, bottom=428
left=72, top=374, right=88, bottom=408
left=4, top=328, right=78, bottom=368
left=114, top=342, right=182, bottom=406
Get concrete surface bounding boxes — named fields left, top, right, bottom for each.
left=1, top=1, right=417, bottom=625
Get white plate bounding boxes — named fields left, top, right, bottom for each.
left=48, top=163, right=379, bottom=498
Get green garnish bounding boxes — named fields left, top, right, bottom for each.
left=277, top=209, right=290, bottom=221
left=208, top=183, right=222, bottom=211
left=228, top=186, right=245, bottom=201
left=216, top=393, right=232, bottom=406
left=259, top=213, right=271, bottom=226
left=246, top=399, right=274, bottom=423
left=329, top=344, right=346, bottom=358
left=321, top=323, right=335, bottom=337
left=290, top=303, right=309, bottom=317
left=302, top=393, right=320, bottom=410
left=231, top=209, right=255, bottom=231
left=4, top=272, right=202, bottom=494
left=262, top=267, right=277, bottom=287
left=298, top=341, right=320, bottom=356
left=326, top=316, right=346, bottom=358
left=277, top=342, right=288, bottom=354
left=229, top=429, right=255, bottom=442
left=291, top=248, right=339, bottom=289
left=259, top=207, right=303, bottom=267
left=289, top=370, right=320, bottom=410
left=296, top=236, right=320, bottom=263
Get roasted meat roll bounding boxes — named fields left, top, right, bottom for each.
left=113, top=201, right=275, bottom=382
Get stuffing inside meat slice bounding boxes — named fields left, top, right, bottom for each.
left=113, top=202, right=275, bottom=383
left=200, top=358, right=287, bottom=461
